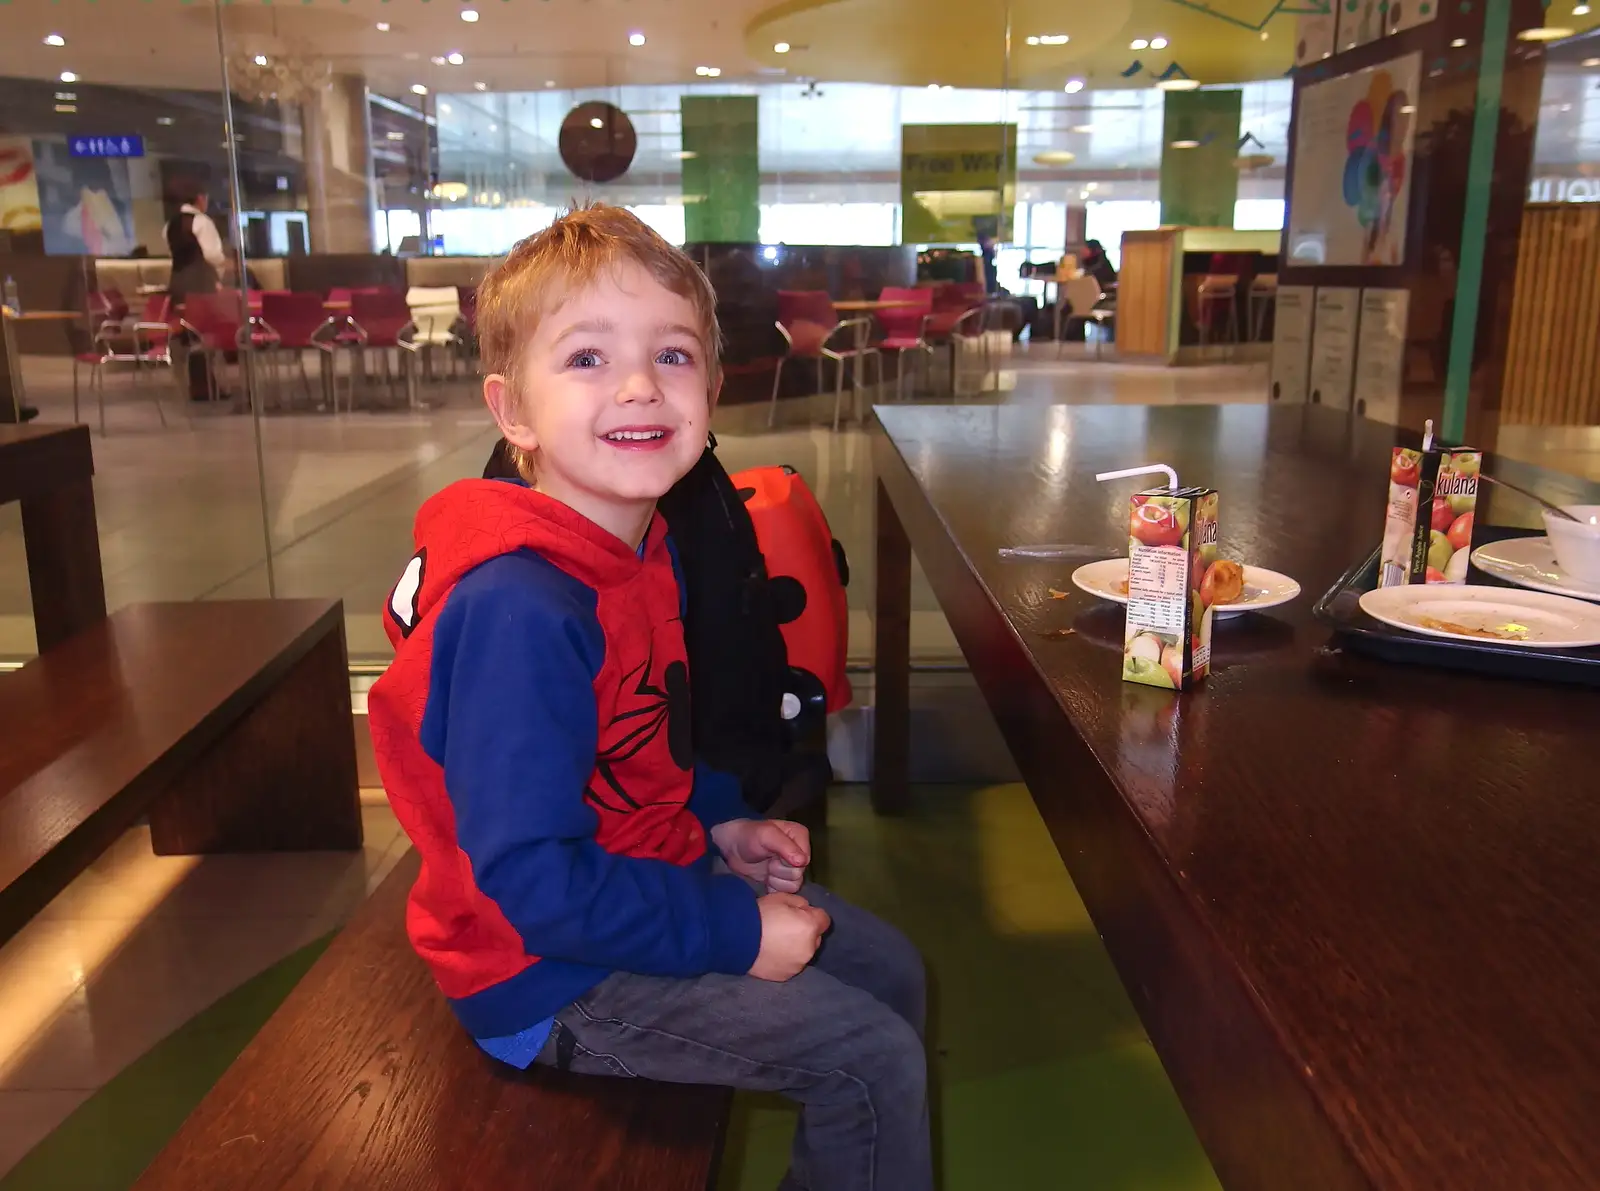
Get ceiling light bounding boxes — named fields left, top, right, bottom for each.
left=1032, top=150, right=1076, bottom=165
left=706, top=67, right=722, bottom=77
left=927, top=82, right=940, bottom=90
left=1576, top=3, right=1592, bottom=14
left=1451, top=37, right=1468, bottom=46
left=674, top=150, right=698, bottom=159
left=1150, top=36, right=1169, bottom=49
left=1585, top=56, right=1600, bottom=64
left=774, top=41, right=791, bottom=53
left=1130, top=38, right=1149, bottom=49
left=440, top=102, right=452, bottom=114
left=253, top=54, right=269, bottom=66
left=56, top=90, right=76, bottom=100
left=488, top=122, right=496, bottom=131
left=544, top=79, right=556, bottom=86
left=386, top=131, right=406, bottom=141
left=1038, top=33, right=1069, bottom=45
left=1400, top=103, right=1416, bottom=113
left=1064, top=78, right=1085, bottom=93
left=412, top=83, right=428, bottom=95
left=376, top=21, right=391, bottom=31
left=431, top=56, right=448, bottom=65
left=55, top=104, right=76, bottom=114
left=44, top=33, right=65, bottom=47
left=475, top=81, right=488, bottom=90
left=1170, top=138, right=1201, bottom=148
left=59, top=70, right=77, bottom=83
left=447, top=51, right=465, bottom=65
left=1071, top=124, right=1094, bottom=132
left=1517, top=25, right=1575, bottom=38
left=1085, top=181, right=1098, bottom=190
left=628, top=31, right=646, bottom=46
left=590, top=116, right=603, bottom=128
left=461, top=7, right=480, bottom=20
left=1158, top=77, right=1200, bottom=90
left=1026, top=35, right=1041, bottom=45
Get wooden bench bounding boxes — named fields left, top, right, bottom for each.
left=134, top=847, right=733, bottom=1190
left=0, top=598, right=362, bottom=945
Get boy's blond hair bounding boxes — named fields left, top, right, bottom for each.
left=477, top=204, right=722, bottom=480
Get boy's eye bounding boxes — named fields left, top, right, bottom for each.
left=657, top=347, right=693, bottom=366
left=567, top=350, right=602, bottom=368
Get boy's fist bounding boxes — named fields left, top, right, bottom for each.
left=748, top=892, right=830, bottom=982
left=712, top=818, right=811, bottom=893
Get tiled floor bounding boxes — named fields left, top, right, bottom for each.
left=0, top=343, right=1275, bottom=663
left=0, top=785, right=1222, bottom=1190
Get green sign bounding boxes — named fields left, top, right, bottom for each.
left=901, top=124, right=1017, bottom=244
left=1159, top=90, right=1242, bottom=228
left=680, top=96, right=759, bottom=243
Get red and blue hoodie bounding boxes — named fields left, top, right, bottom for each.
left=368, top=478, right=762, bottom=1052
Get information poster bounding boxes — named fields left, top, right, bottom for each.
left=1286, top=53, right=1419, bottom=266
left=1309, top=286, right=1360, bottom=409
left=901, top=123, right=1016, bottom=244
left=681, top=96, right=759, bottom=243
left=31, top=137, right=135, bottom=256
left=1159, top=89, right=1243, bottom=227
left=1353, top=287, right=1409, bottom=423
left=1295, top=9, right=1337, bottom=65
left=0, top=138, right=42, bottom=235
left=1270, top=285, right=1316, bottom=403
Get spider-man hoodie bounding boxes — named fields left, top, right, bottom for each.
left=368, top=478, right=762, bottom=1044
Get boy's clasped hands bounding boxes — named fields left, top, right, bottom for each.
left=710, top=818, right=830, bottom=984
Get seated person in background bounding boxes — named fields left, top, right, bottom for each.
left=368, top=203, right=932, bottom=1191
left=1081, top=239, right=1119, bottom=289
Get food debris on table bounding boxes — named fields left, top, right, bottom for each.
left=1037, top=627, right=1076, bottom=639
left=1047, top=588, right=1070, bottom=600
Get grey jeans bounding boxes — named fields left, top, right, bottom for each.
left=535, top=878, right=932, bottom=1191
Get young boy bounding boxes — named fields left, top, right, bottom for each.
left=368, top=204, right=932, bottom=1191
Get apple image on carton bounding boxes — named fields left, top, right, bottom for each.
left=1130, top=503, right=1183, bottom=548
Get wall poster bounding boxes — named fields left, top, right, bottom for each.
left=1309, top=286, right=1360, bottom=409
left=901, top=124, right=1016, bottom=244
left=1286, top=53, right=1419, bottom=267
left=1270, top=285, right=1316, bottom=404
left=1353, top=286, right=1410, bottom=423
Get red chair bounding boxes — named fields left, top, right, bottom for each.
left=349, top=288, right=418, bottom=408
left=874, top=287, right=936, bottom=400
left=260, top=291, right=340, bottom=409
left=179, top=291, right=247, bottom=402
left=72, top=294, right=177, bottom=434
left=767, top=290, right=881, bottom=432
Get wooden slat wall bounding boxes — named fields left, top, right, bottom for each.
left=1502, top=203, right=1600, bottom=425
left=1117, top=231, right=1176, bottom=357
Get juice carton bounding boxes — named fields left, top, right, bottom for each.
left=1122, top=487, right=1219, bottom=690
left=1379, top=447, right=1481, bottom=586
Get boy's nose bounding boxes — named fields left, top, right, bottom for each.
left=616, top=367, right=663, bottom=404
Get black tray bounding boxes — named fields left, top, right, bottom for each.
left=1313, top=526, right=1600, bottom=687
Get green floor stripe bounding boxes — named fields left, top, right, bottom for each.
left=0, top=934, right=333, bottom=1191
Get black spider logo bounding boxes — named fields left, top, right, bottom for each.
left=585, top=642, right=691, bottom=815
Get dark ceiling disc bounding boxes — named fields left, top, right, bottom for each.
left=559, top=101, right=637, bottom=183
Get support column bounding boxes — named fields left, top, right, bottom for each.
left=301, top=74, right=376, bottom=254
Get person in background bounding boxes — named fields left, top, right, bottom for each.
left=165, top=187, right=227, bottom=402
left=1081, top=239, right=1119, bottom=289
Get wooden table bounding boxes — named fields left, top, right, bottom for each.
left=0, top=424, right=106, bottom=651
left=2, top=309, right=81, bottom=422
left=872, top=403, right=1600, bottom=1190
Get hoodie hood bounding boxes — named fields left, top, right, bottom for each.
left=385, top=478, right=666, bottom=646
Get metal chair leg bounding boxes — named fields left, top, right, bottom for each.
left=832, top=353, right=847, bottom=432
left=767, top=355, right=786, bottom=428
left=72, top=358, right=80, bottom=424
left=96, top=362, right=106, bottom=436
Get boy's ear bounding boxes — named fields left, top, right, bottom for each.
left=484, top=374, right=539, bottom=455
left=708, top=370, right=724, bottom=414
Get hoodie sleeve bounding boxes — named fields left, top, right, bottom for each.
left=418, top=556, right=761, bottom=979
left=689, top=762, right=758, bottom=834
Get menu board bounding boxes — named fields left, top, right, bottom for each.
left=1286, top=53, right=1420, bottom=266
left=1309, top=286, right=1360, bottom=409
left=1353, top=287, right=1409, bottom=423
left=1270, top=285, right=1315, bottom=404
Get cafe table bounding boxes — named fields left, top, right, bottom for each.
left=871, top=402, right=1600, bottom=1190
left=2, top=309, right=82, bottom=423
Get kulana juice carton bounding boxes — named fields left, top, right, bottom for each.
left=1379, top=446, right=1481, bottom=587
left=1122, top=486, right=1219, bottom=690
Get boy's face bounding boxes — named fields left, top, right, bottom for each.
left=486, top=260, right=716, bottom=540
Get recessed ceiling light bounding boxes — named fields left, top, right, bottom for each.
left=590, top=116, right=603, bottom=128
left=1038, top=33, right=1069, bottom=45
left=1032, top=149, right=1076, bottom=165
left=927, top=82, right=940, bottom=90
left=544, top=79, right=556, bottom=86
left=44, top=33, right=65, bottom=47
left=59, top=70, right=77, bottom=83
left=156, top=115, right=174, bottom=125
left=386, top=131, right=406, bottom=141
left=628, top=31, right=646, bottom=46
left=1150, top=36, right=1169, bottom=49
left=1026, top=35, right=1041, bottom=45
left=376, top=21, right=391, bottom=31
left=706, top=67, right=721, bottom=77
left=1064, top=78, right=1085, bottom=93
left=1576, top=3, right=1592, bottom=14
left=773, top=41, right=791, bottom=53
left=1400, top=103, right=1416, bottom=112
left=431, top=56, right=447, bottom=65
left=474, top=81, right=488, bottom=90
left=412, top=83, right=428, bottom=95
left=253, top=55, right=269, bottom=67
left=1451, top=37, right=1468, bottom=46
left=1169, top=138, right=1200, bottom=149
left=461, top=7, right=479, bottom=20
left=1157, top=77, right=1200, bottom=90
left=440, top=102, right=452, bottom=114
left=1071, top=124, right=1094, bottom=132
left=447, top=51, right=465, bottom=65
left=55, top=104, right=76, bottom=114
left=674, top=150, right=698, bottom=159
left=1130, top=38, right=1149, bottom=50
left=488, top=122, right=496, bottom=131
left=1085, top=181, right=1098, bottom=190
left=1517, top=25, right=1574, bottom=39
left=1585, top=56, right=1600, bottom=64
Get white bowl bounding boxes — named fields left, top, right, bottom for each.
left=1543, top=505, right=1600, bottom=586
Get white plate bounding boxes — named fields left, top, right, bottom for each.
left=1357, top=583, right=1600, bottom=648
left=1469, top=536, right=1600, bottom=603
left=1069, top=558, right=1301, bottom=618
